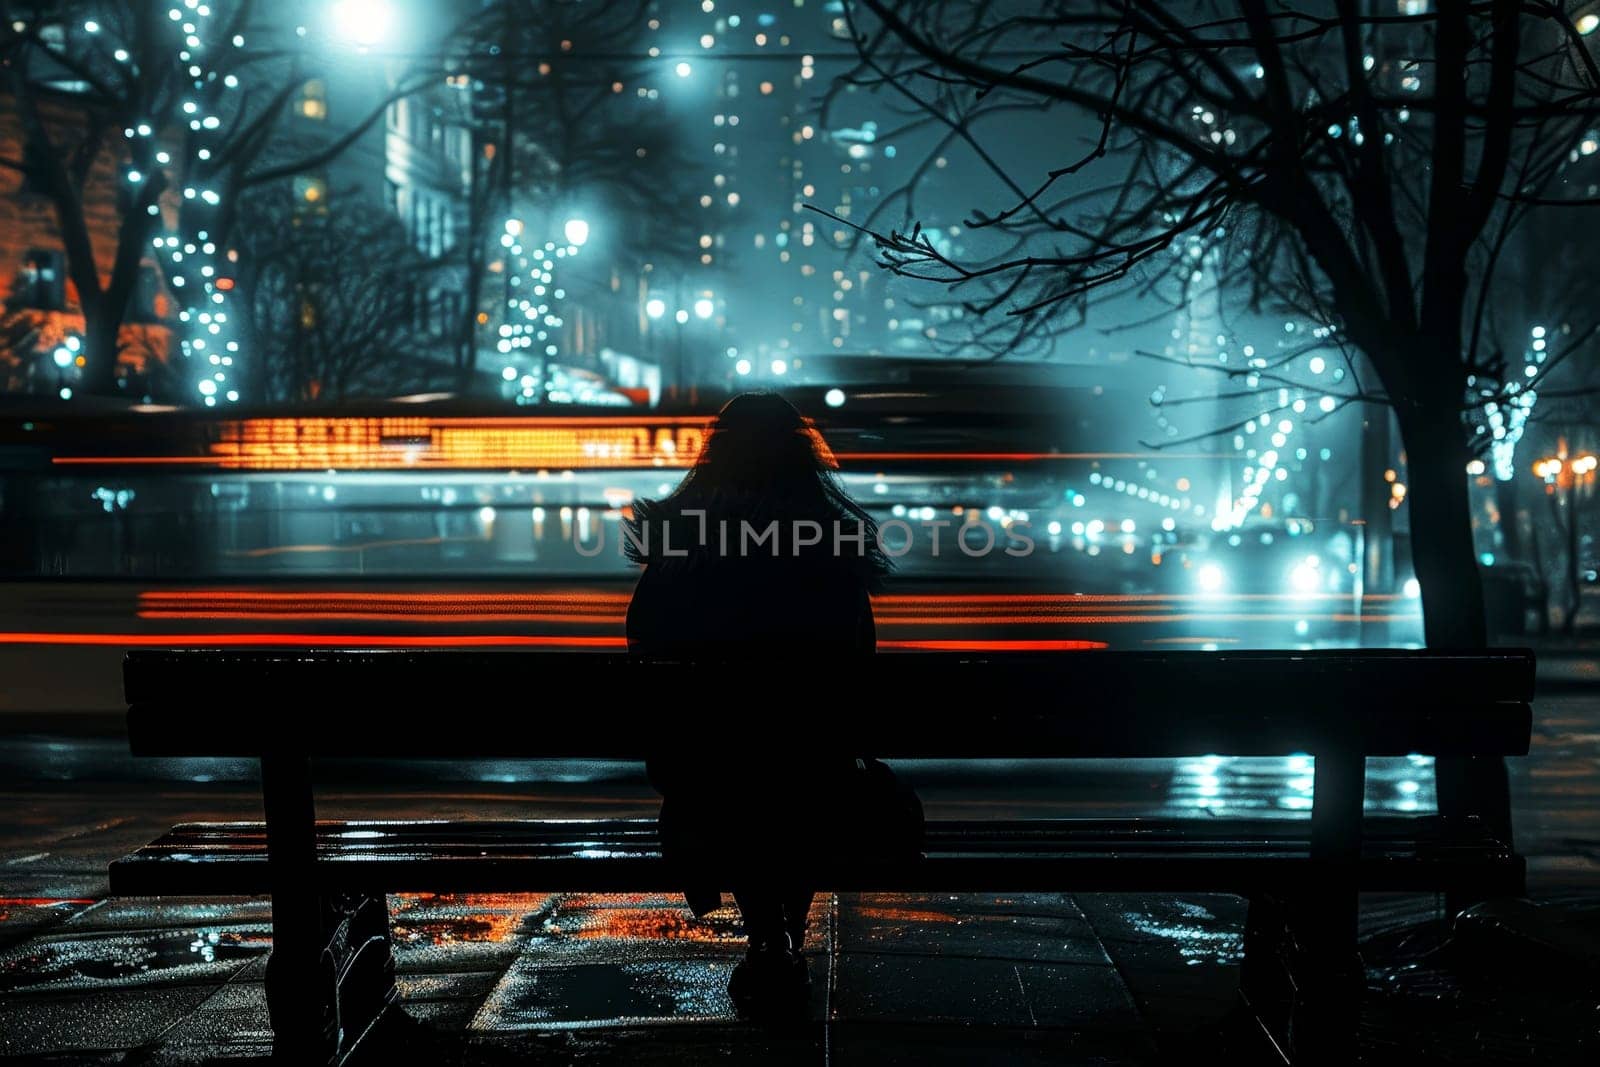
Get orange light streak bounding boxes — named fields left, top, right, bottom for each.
left=131, top=590, right=1417, bottom=627
left=49, top=414, right=1204, bottom=470
left=876, top=639, right=1109, bottom=651
left=138, top=590, right=1405, bottom=606
left=138, top=590, right=632, bottom=603
left=137, top=612, right=623, bottom=624
left=0, top=632, right=628, bottom=648
left=56, top=416, right=712, bottom=471
left=832, top=451, right=1200, bottom=462
left=0, top=632, right=1114, bottom=652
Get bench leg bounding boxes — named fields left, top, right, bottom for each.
left=265, top=891, right=396, bottom=1063
left=1436, top=754, right=1519, bottom=915
left=265, top=889, right=337, bottom=1059
left=1239, top=892, right=1293, bottom=1058
left=1281, top=751, right=1365, bottom=1066
left=261, top=755, right=395, bottom=1064
left=1239, top=891, right=1363, bottom=1066
left=1283, top=895, right=1363, bottom=1066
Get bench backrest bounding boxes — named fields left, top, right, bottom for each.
left=123, top=648, right=1534, bottom=759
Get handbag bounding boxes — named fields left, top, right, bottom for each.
left=838, top=757, right=925, bottom=864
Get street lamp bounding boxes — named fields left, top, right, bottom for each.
left=645, top=297, right=666, bottom=320
left=674, top=308, right=690, bottom=325
left=693, top=296, right=714, bottom=320
left=563, top=218, right=589, bottom=247
left=331, top=0, right=395, bottom=48
left=1534, top=448, right=1599, bottom=633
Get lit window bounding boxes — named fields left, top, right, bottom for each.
left=297, top=79, right=327, bottom=121
left=295, top=175, right=328, bottom=208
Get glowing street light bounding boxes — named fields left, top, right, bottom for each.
left=1579, top=13, right=1600, bottom=35
left=1289, top=555, right=1322, bottom=595
left=674, top=308, right=690, bottom=324
left=1534, top=452, right=1598, bottom=487
left=645, top=298, right=666, bottom=319
left=331, top=0, right=395, bottom=48
left=563, top=218, right=589, bottom=247
left=693, top=296, right=714, bottom=320
left=675, top=61, right=693, bottom=77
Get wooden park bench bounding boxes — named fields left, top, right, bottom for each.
left=109, top=648, right=1533, bottom=1065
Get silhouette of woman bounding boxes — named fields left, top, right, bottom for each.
left=624, top=392, right=897, bottom=1012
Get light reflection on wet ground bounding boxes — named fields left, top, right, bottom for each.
left=472, top=895, right=760, bottom=1030
left=391, top=892, right=554, bottom=948
left=0, top=924, right=269, bottom=993
left=1165, top=754, right=1436, bottom=816
left=1121, top=900, right=1244, bottom=967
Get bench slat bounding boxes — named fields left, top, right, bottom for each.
left=121, top=649, right=1536, bottom=759
left=124, top=648, right=1538, bottom=704
left=125, top=699, right=1531, bottom=758
left=108, top=817, right=1522, bottom=897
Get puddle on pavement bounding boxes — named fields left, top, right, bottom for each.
left=389, top=892, right=554, bottom=947
left=467, top=893, right=756, bottom=1029
left=0, top=897, right=95, bottom=926
left=541, top=894, right=745, bottom=947
left=1121, top=900, right=1244, bottom=966
left=0, top=925, right=269, bottom=993
left=855, top=902, right=965, bottom=925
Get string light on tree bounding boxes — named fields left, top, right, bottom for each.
left=1482, top=324, right=1543, bottom=482
left=153, top=0, right=246, bottom=407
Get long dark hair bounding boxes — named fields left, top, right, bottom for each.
left=624, top=392, right=889, bottom=578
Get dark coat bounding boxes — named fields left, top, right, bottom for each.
left=626, top=543, right=879, bottom=917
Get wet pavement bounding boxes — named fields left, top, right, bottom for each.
left=1, top=666, right=1597, bottom=1063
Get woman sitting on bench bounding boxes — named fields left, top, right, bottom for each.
left=623, top=391, right=918, bottom=1015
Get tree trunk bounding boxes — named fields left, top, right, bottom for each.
left=80, top=302, right=122, bottom=396
left=1493, top=476, right=1522, bottom=565
left=1359, top=409, right=1395, bottom=593
left=1563, top=488, right=1581, bottom=636
left=1400, top=406, right=1487, bottom=647
left=1398, top=400, right=1511, bottom=846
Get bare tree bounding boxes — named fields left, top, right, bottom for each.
left=446, top=0, right=705, bottom=391
left=0, top=1, right=433, bottom=396
left=824, top=0, right=1600, bottom=655
left=231, top=188, right=455, bottom=404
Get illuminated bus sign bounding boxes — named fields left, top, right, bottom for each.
left=205, top=417, right=711, bottom=471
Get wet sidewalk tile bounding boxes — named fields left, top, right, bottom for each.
left=0, top=894, right=97, bottom=951
left=470, top=893, right=772, bottom=1030
left=831, top=893, right=1149, bottom=1037
left=0, top=985, right=213, bottom=1057
left=1077, top=894, right=1247, bottom=1044
left=837, top=892, right=1108, bottom=964
left=0, top=921, right=268, bottom=995
left=390, top=891, right=555, bottom=974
